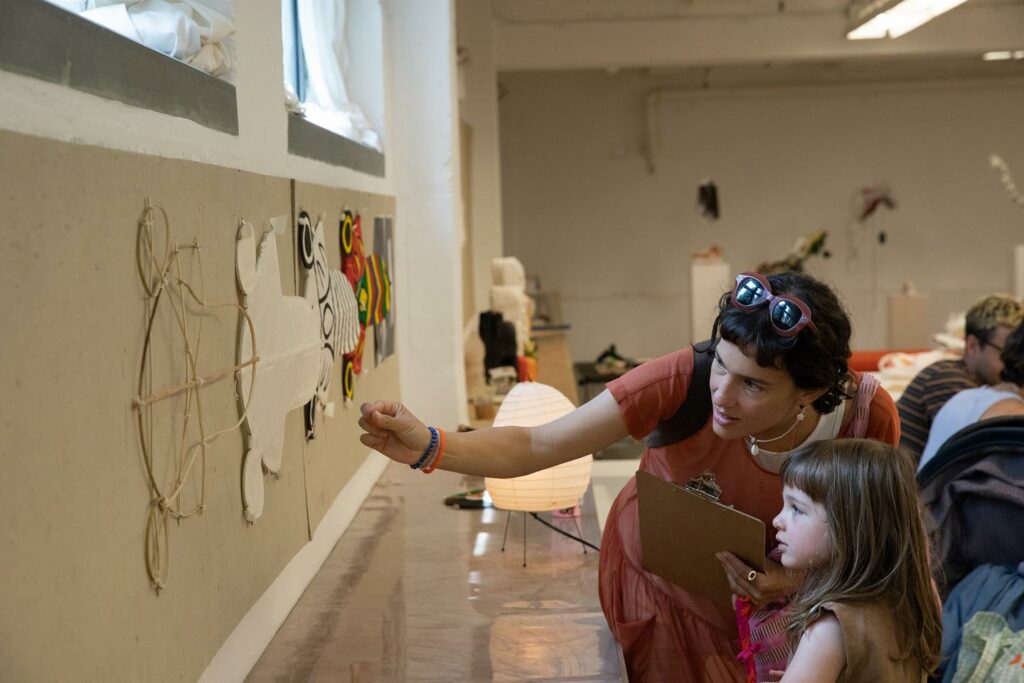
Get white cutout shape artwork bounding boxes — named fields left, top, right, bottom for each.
left=298, top=211, right=360, bottom=438
left=236, top=220, right=320, bottom=521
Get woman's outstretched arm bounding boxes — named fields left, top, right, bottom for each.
left=359, top=389, right=629, bottom=478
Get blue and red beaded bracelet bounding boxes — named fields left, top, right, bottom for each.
left=410, top=426, right=445, bottom=473
left=410, top=426, right=438, bottom=470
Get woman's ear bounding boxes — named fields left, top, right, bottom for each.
left=798, top=387, right=829, bottom=408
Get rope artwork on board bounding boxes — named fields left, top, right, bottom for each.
left=133, top=200, right=258, bottom=593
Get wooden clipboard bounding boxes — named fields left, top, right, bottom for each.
left=636, top=470, right=766, bottom=613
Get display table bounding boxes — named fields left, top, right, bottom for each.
left=574, top=361, right=638, bottom=404
left=532, top=324, right=580, bottom=405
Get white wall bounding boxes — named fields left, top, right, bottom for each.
left=493, top=1, right=1024, bottom=71
left=500, top=70, right=1024, bottom=361
left=456, top=0, right=506, bottom=321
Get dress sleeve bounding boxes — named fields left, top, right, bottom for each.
left=606, top=347, right=695, bottom=441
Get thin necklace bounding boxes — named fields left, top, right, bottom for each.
left=746, top=406, right=805, bottom=456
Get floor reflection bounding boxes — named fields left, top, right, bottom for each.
left=246, top=463, right=623, bottom=682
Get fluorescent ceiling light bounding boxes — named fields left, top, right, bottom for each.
left=847, top=0, right=970, bottom=40
left=982, top=50, right=1024, bottom=61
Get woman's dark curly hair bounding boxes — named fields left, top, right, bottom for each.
left=708, top=271, right=854, bottom=414
left=999, top=321, right=1024, bottom=385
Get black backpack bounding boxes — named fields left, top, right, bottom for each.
left=917, top=416, right=1024, bottom=591
left=646, top=340, right=715, bottom=448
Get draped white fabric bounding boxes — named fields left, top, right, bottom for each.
left=46, top=0, right=235, bottom=77
left=294, top=0, right=381, bottom=150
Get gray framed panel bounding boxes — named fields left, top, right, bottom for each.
left=0, top=0, right=238, bottom=135
left=288, top=113, right=386, bottom=177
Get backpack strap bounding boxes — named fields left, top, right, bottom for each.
left=849, top=373, right=879, bottom=439
left=646, top=340, right=715, bottom=448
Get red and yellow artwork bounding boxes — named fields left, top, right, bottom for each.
left=341, top=209, right=368, bottom=396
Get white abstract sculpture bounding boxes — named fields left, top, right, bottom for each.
left=485, top=382, right=593, bottom=512
left=236, top=220, right=321, bottom=521
left=490, top=256, right=532, bottom=357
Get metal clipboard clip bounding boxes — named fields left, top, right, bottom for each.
left=683, top=470, right=723, bottom=503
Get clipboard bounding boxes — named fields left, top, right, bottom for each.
left=636, top=470, right=766, bottom=613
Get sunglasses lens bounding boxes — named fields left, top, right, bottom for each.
left=735, top=278, right=766, bottom=306
left=771, top=300, right=802, bottom=331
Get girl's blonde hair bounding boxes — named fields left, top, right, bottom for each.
left=780, top=438, right=941, bottom=673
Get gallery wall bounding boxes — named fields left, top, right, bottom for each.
left=0, top=2, right=466, bottom=679
left=499, top=69, right=1024, bottom=361
left=0, top=130, right=400, bottom=682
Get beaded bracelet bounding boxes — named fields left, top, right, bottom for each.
left=421, top=428, right=446, bottom=474
left=410, top=426, right=438, bottom=470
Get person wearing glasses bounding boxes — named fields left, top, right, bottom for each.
left=897, top=294, right=1024, bottom=462
left=358, top=271, right=899, bottom=682
left=916, top=320, right=1024, bottom=471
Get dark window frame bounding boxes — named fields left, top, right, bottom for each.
left=0, top=0, right=239, bottom=136
left=282, top=0, right=385, bottom=177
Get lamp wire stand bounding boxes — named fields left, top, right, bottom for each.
left=498, top=509, right=601, bottom=568
left=523, top=511, right=527, bottom=567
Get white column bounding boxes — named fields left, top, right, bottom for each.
left=456, top=0, right=506, bottom=321
left=386, top=0, right=468, bottom=426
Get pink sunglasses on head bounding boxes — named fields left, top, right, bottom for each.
left=729, top=272, right=819, bottom=338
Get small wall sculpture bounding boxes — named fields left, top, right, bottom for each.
left=236, top=219, right=320, bottom=522
left=297, top=211, right=360, bottom=438
left=134, top=201, right=258, bottom=592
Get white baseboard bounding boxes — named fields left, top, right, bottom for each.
left=197, top=450, right=391, bottom=683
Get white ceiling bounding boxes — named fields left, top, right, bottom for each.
left=491, top=0, right=1024, bottom=74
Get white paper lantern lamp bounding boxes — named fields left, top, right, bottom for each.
left=484, top=382, right=593, bottom=512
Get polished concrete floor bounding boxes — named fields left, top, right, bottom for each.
left=246, top=462, right=629, bottom=682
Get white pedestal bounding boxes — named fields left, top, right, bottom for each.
left=888, top=293, right=930, bottom=349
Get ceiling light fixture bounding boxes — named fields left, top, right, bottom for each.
left=982, top=50, right=1024, bottom=61
left=846, top=0, right=970, bottom=40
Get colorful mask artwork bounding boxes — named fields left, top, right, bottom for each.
left=341, top=210, right=367, bottom=399
left=297, top=211, right=360, bottom=438
left=361, top=254, right=385, bottom=326
left=336, top=209, right=395, bottom=398
left=236, top=219, right=320, bottom=522
left=373, top=216, right=396, bottom=367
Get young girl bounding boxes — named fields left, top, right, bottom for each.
left=771, top=439, right=941, bottom=682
